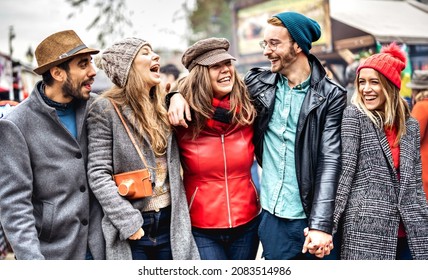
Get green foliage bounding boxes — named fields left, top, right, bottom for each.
left=188, top=0, right=233, bottom=44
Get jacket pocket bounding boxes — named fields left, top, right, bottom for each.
left=33, top=199, right=54, bottom=242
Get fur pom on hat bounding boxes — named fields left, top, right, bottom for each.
left=357, top=42, right=406, bottom=89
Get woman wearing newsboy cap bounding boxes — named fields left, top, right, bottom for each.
left=170, top=37, right=261, bottom=260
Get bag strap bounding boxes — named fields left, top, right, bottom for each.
left=110, top=99, right=150, bottom=169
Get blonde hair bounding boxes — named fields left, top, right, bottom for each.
left=268, top=16, right=284, bottom=27
left=352, top=71, right=410, bottom=146
left=178, top=64, right=256, bottom=138
left=415, top=90, right=428, bottom=103
left=101, top=63, right=170, bottom=156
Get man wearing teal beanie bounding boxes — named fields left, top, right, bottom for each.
left=244, top=12, right=347, bottom=259
left=274, top=11, right=321, bottom=56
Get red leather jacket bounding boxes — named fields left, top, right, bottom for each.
left=175, top=124, right=260, bottom=229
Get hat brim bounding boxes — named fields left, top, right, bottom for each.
left=33, top=48, right=99, bottom=75
left=197, top=52, right=236, bottom=67
left=406, top=82, right=428, bottom=89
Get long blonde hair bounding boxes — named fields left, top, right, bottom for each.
left=178, top=64, right=256, bottom=138
left=101, top=63, right=171, bottom=156
left=352, top=72, right=410, bottom=146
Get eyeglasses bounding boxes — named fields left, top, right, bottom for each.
left=259, top=40, right=293, bottom=51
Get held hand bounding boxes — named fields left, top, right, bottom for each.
left=167, top=93, right=191, bottom=128
left=302, top=227, right=334, bottom=259
left=128, top=228, right=144, bottom=240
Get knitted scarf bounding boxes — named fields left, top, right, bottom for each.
left=206, top=94, right=233, bottom=131
left=39, top=82, right=77, bottom=111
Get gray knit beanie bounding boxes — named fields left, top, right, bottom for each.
left=182, top=37, right=236, bottom=72
left=95, top=37, right=149, bottom=87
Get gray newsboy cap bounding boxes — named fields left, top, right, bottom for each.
left=182, top=37, right=236, bottom=72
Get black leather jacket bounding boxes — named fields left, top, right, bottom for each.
left=244, top=55, right=347, bottom=234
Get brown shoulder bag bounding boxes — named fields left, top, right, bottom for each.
left=110, top=100, right=153, bottom=200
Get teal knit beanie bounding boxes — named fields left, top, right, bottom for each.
left=274, top=12, right=321, bottom=56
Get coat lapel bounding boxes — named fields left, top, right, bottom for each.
left=75, top=98, right=88, bottom=142
left=397, top=121, right=413, bottom=199
left=376, top=127, right=396, bottom=174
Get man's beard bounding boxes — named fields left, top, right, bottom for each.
left=62, top=76, right=89, bottom=101
left=271, top=44, right=297, bottom=73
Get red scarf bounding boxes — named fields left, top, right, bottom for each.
left=384, top=125, right=406, bottom=238
left=384, top=126, right=400, bottom=170
left=206, top=95, right=234, bottom=132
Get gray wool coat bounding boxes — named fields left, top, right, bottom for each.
left=0, top=81, right=105, bottom=259
left=334, top=105, right=428, bottom=259
left=86, top=96, right=199, bottom=260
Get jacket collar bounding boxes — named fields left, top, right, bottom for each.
left=30, top=80, right=90, bottom=141
left=257, top=67, right=279, bottom=85
left=307, top=54, right=327, bottom=88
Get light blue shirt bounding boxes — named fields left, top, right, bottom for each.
left=260, top=74, right=310, bottom=219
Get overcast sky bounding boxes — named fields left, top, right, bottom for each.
left=0, top=0, right=194, bottom=64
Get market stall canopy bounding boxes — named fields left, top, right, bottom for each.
left=330, top=0, right=428, bottom=45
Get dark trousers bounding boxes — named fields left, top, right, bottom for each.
left=396, top=237, right=412, bottom=260
left=129, top=206, right=173, bottom=260
left=258, top=209, right=339, bottom=260
left=192, top=216, right=260, bottom=260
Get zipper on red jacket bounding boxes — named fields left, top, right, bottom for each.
left=250, top=179, right=260, bottom=204
left=188, top=187, right=199, bottom=211
left=221, top=134, right=232, bottom=228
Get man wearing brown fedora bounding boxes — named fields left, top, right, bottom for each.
left=0, top=30, right=105, bottom=259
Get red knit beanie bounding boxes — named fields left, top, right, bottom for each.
left=357, top=42, right=406, bottom=89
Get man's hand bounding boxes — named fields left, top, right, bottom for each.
left=302, top=227, right=334, bottom=259
left=167, top=93, right=191, bottom=128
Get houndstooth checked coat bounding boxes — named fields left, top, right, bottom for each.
left=333, top=105, right=428, bottom=260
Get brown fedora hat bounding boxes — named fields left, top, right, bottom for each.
left=406, top=70, right=428, bottom=90
left=33, top=30, right=99, bottom=75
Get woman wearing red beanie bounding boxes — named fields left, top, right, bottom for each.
left=333, top=42, right=428, bottom=259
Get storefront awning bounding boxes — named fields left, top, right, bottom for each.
left=330, top=0, right=428, bottom=45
